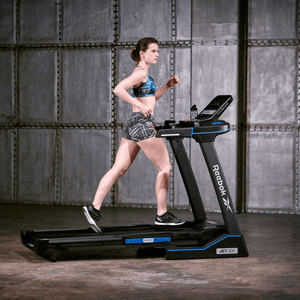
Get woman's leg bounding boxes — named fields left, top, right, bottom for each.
left=137, top=137, right=172, bottom=216
left=92, top=138, right=140, bottom=210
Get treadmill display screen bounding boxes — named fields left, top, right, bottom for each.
left=196, top=95, right=233, bottom=121
left=201, top=109, right=217, bottom=115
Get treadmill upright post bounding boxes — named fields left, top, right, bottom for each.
left=167, top=138, right=207, bottom=222
left=199, top=142, right=241, bottom=234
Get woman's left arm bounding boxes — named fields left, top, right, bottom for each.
left=155, top=75, right=180, bottom=101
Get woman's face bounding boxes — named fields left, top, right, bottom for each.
left=141, top=43, right=159, bottom=64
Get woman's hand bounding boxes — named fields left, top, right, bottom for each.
left=137, top=102, right=153, bottom=116
left=166, top=75, right=180, bottom=88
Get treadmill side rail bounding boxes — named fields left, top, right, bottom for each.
left=166, top=234, right=248, bottom=260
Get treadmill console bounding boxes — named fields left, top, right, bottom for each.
left=176, top=95, right=233, bottom=129
left=156, top=95, right=233, bottom=141
left=196, top=95, right=233, bottom=122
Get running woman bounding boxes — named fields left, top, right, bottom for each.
left=83, top=37, right=185, bottom=233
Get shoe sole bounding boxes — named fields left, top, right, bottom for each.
left=83, top=206, right=101, bottom=233
left=154, top=220, right=185, bottom=226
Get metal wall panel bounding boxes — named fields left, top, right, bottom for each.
left=0, top=51, right=14, bottom=123
left=58, top=129, right=112, bottom=204
left=119, top=0, right=172, bottom=42
left=174, top=48, right=191, bottom=121
left=247, top=1, right=298, bottom=213
left=247, top=131, right=295, bottom=213
left=192, top=0, right=238, bottom=40
left=248, top=47, right=297, bottom=124
left=17, top=129, right=56, bottom=203
left=191, top=44, right=238, bottom=211
left=19, top=0, right=58, bottom=44
left=0, top=0, right=15, bottom=44
left=249, top=0, right=297, bottom=39
left=192, top=45, right=238, bottom=125
left=18, top=50, right=57, bottom=123
left=61, top=49, right=111, bottom=124
left=173, top=47, right=192, bottom=208
left=115, top=130, right=158, bottom=206
left=176, top=0, right=191, bottom=40
left=62, top=0, right=113, bottom=43
left=0, top=129, right=13, bottom=201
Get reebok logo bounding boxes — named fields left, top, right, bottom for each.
left=222, top=196, right=233, bottom=213
left=212, top=165, right=233, bottom=213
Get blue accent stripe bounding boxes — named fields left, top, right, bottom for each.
left=125, top=236, right=171, bottom=245
left=166, top=234, right=241, bottom=252
left=191, top=128, right=230, bottom=138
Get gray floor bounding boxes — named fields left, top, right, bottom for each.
left=1, top=204, right=300, bottom=300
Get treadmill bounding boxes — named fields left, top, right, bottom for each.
left=21, top=95, right=248, bottom=262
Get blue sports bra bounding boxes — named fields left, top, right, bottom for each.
left=132, top=69, right=156, bottom=98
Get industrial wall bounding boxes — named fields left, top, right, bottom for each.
left=0, top=0, right=298, bottom=214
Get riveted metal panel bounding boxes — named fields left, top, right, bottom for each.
left=19, top=50, right=57, bottom=123
left=176, top=0, right=191, bottom=40
left=0, top=129, right=13, bottom=201
left=249, top=0, right=297, bottom=39
left=115, top=130, right=158, bottom=206
left=0, top=51, right=14, bottom=122
left=192, top=0, right=238, bottom=40
left=191, top=45, right=238, bottom=125
left=249, top=47, right=297, bottom=124
left=0, top=0, right=15, bottom=44
left=19, top=0, right=58, bottom=44
left=174, top=47, right=191, bottom=121
left=58, top=129, right=112, bottom=204
left=115, top=48, right=171, bottom=124
left=119, top=0, right=171, bottom=42
left=247, top=131, right=294, bottom=213
left=17, top=129, right=56, bottom=203
left=62, top=0, right=113, bottom=43
left=61, top=49, right=111, bottom=123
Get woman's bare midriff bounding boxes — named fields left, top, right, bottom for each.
left=132, top=96, right=156, bottom=113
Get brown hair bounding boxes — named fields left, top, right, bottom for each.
left=130, top=37, right=159, bottom=62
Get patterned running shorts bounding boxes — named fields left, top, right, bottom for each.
left=122, top=112, right=156, bottom=142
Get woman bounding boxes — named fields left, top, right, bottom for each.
left=83, top=37, right=185, bottom=233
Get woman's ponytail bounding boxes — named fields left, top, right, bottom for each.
left=130, top=48, right=139, bottom=62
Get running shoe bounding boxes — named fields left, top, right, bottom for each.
left=83, top=204, right=101, bottom=233
left=155, top=211, right=185, bottom=226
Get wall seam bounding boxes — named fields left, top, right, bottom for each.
left=54, top=1, right=62, bottom=204
left=55, top=49, right=61, bottom=204
left=110, top=0, right=119, bottom=206
left=57, top=1, right=62, bottom=43
left=12, top=0, right=19, bottom=203
left=168, top=0, right=176, bottom=209
left=296, top=0, right=300, bottom=213
left=236, top=0, right=248, bottom=213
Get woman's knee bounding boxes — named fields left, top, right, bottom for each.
left=159, top=162, right=172, bottom=175
left=110, top=164, right=130, bottom=178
